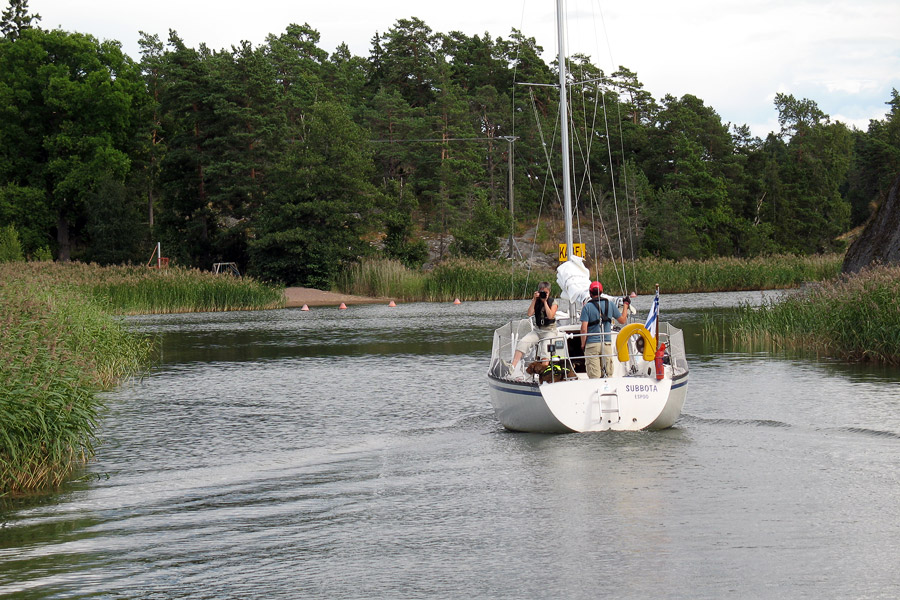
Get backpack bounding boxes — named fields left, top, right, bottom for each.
left=586, top=298, right=611, bottom=328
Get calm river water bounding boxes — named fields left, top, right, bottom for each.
left=2, top=292, right=899, bottom=599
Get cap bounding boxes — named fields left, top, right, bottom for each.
left=589, top=281, right=602, bottom=294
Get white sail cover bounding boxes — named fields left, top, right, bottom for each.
left=556, top=256, right=630, bottom=319
left=556, top=256, right=591, bottom=307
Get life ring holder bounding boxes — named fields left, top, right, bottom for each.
left=616, top=323, right=657, bottom=362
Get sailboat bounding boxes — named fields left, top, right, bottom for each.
left=486, top=0, right=689, bottom=433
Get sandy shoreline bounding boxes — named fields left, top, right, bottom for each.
left=283, top=287, right=393, bottom=308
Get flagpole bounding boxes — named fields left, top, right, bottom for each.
left=654, top=283, right=660, bottom=343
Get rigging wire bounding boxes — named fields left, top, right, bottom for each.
left=557, top=0, right=632, bottom=296
left=507, top=0, right=639, bottom=300
left=594, top=0, right=638, bottom=294
left=600, top=89, right=629, bottom=295
left=527, top=87, right=564, bottom=270
left=510, top=0, right=530, bottom=298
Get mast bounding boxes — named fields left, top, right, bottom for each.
left=556, top=0, right=574, bottom=260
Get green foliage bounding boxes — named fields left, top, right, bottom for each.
left=0, top=26, right=148, bottom=261
left=84, top=179, right=144, bottom=265
left=597, top=253, right=843, bottom=295
left=383, top=205, right=428, bottom=269
left=249, top=100, right=378, bottom=287
left=449, top=195, right=510, bottom=259
left=374, top=17, right=439, bottom=108
left=766, top=94, right=853, bottom=253
left=0, top=184, right=52, bottom=255
left=0, top=15, right=897, bottom=273
left=0, top=0, right=39, bottom=41
left=0, top=258, right=282, bottom=495
left=333, top=258, right=426, bottom=299
left=731, top=264, right=900, bottom=365
left=844, top=89, right=900, bottom=226
left=91, top=268, right=284, bottom=314
left=336, top=257, right=554, bottom=302
left=31, top=245, right=51, bottom=261
left=335, top=254, right=842, bottom=301
left=0, top=224, right=23, bottom=262
left=0, top=264, right=152, bottom=495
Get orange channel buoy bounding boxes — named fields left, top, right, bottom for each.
left=453, top=298, right=461, bottom=305
left=388, top=300, right=396, bottom=307
left=301, top=304, right=309, bottom=311
left=339, top=302, right=347, bottom=309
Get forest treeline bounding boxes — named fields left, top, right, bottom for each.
left=1, top=0, right=899, bottom=286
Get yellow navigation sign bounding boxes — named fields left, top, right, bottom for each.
left=558, top=243, right=585, bottom=262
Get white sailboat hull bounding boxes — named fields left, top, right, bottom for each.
left=487, top=371, right=688, bottom=433
left=487, top=318, right=689, bottom=433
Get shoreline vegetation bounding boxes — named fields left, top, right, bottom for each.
left=1, top=255, right=895, bottom=495
left=337, top=254, right=897, bottom=365
left=732, top=264, right=900, bottom=366
left=0, top=269, right=151, bottom=495
left=334, top=254, right=845, bottom=301
left=0, top=262, right=284, bottom=496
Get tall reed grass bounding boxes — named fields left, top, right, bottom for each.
left=597, top=254, right=843, bottom=295
left=334, top=258, right=557, bottom=302
left=9, top=262, right=285, bottom=314
left=0, top=261, right=282, bottom=495
left=336, top=254, right=843, bottom=300
left=732, top=265, right=900, bottom=364
left=0, top=268, right=153, bottom=495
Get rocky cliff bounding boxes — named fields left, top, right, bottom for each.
left=842, top=174, right=900, bottom=274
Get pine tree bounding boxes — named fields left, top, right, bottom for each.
left=0, top=0, right=40, bottom=41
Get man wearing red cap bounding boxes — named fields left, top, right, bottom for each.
left=580, top=281, right=629, bottom=378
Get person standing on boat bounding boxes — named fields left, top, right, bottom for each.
left=580, top=281, right=629, bottom=378
left=510, top=281, right=559, bottom=374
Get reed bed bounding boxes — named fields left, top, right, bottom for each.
left=334, top=259, right=427, bottom=300
left=731, top=265, right=900, bottom=364
left=334, top=258, right=556, bottom=302
left=0, top=269, right=153, bottom=495
left=597, top=254, right=843, bottom=295
left=336, top=254, right=843, bottom=301
left=423, top=260, right=557, bottom=302
left=7, top=262, right=285, bottom=314
left=0, top=261, right=281, bottom=494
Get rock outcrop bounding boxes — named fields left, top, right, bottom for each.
left=842, top=173, right=900, bottom=274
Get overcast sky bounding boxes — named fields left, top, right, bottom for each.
left=29, top=0, right=900, bottom=137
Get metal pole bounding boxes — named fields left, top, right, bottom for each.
left=655, top=283, right=660, bottom=343
left=503, top=136, right=518, bottom=258
left=556, top=0, right=574, bottom=260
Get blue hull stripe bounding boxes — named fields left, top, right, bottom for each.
left=487, top=381, right=542, bottom=397
left=489, top=374, right=688, bottom=394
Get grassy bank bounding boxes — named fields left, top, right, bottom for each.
left=598, top=254, right=842, bottom=294
left=10, top=262, right=285, bottom=314
left=0, top=262, right=284, bottom=495
left=334, top=258, right=556, bottom=302
left=0, top=270, right=153, bottom=495
left=732, top=265, right=900, bottom=365
left=336, top=254, right=844, bottom=301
